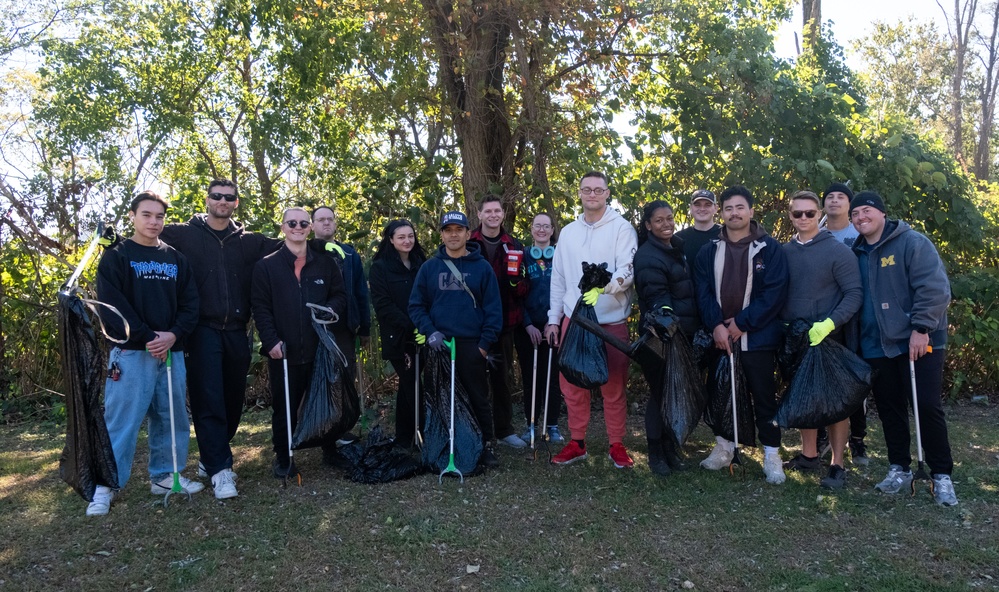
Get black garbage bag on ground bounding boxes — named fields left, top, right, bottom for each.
left=421, top=349, right=483, bottom=476
left=778, top=319, right=811, bottom=382
left=639, top=329, right=708, bottom=448
left=332, top=426, right=423, bottom=484
left=774, top=338, right=873, bottom=429
left=293, top=321, right=360, bottom=449
left=703, top=347, right=756, bottom=447
left=559, top=262, right=612, bottom=389
left=58, top=290, right=119, bottom=502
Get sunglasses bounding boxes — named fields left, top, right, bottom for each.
left=790, top=210, right=819, bottom=219
left=284, top=220, right=311, bottom=229
left=208, top=192, right=237, bottom=202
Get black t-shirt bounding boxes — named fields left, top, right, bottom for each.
left=676, top=224, right=721, bottom=264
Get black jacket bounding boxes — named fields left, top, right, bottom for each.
left=160, top=214, right=280, bottom=331
left=633, top=234, right=700, bottom=338
left=368, top=253, right=423, bottom=360
left=251, top=244, right=347, bottom=365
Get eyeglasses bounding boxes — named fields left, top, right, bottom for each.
left=284, top=220, right=311, bottom=229
left=579, top=187, right=608, bottom=196
left=790, top=210, right=819, bottom=219
left=208, top=192, right=237, bottom=202
left=532, top=224, right=552, bottom=230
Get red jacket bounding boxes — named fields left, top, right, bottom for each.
left=470, top=225, right=529, bottom=331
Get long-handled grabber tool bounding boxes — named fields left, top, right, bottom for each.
left=727, top=348, right=744, bottom=479
left=909, top=347, right=933, bottom=495
left=163, top=350, right=191, bottom=507
left=525, top=343, right=539, bottom=461
left=541, top=343, right=555, bottom=463
left=282, top=344, right=301, bottom=487
left=439, top=338, right=463, bottom=483
left=414, top=348, right=424, bottom=449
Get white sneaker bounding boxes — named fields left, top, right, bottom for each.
left=211, top=469, right=238, bottom=500
left=85, top=485, right=115, bottom=516
left=199, top=461, right=238, bottom=480
left=763, top=452, right=786, bottom=484
left=499, top=433, right=528, bottom=448
left=700, top=441, right=734, bottom=470
left=874, top=464, right=913, bottom=494
left=150, top=475, right=205, bottom=495
left=932, top=474, right=959, bottom=506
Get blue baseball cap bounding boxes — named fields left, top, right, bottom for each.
left=440, top=210, right=469, bottom=229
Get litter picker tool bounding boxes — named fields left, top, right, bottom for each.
left=727, top=348, right=744, bottom=478
left=357, top=336, right=369, bottom=437
left=63, top=222, right=106, bottom=291
left=541, top=342, right=555, bottom=463
left=909, top=346, right=933, bottom=495
left=525, top=343, right=539, bottom=461
left=414, top=348, right=424, bottom=449
left=162, top=350, right=191, bottom=507
left=281, top=343, right=301, bottom=487
left=438, top=338, right=463, bottom=483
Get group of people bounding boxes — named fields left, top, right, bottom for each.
left=82, top=171, right=959, bottom=516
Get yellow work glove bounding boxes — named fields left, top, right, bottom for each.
left=414, top=329, right=426, bottom=345
left=808, top=318, right=835, bottom=346
left=582, top=287, right=603, bottom=307
left=325, top=241, right=346, bottom=258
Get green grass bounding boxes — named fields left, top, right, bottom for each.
left=1, top=403, right=997, bottom=591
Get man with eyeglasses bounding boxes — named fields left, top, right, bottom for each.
left=544, top=171, right=638, bottom=469
left=469, top=194, right=529, bottom=449
left=159, top=179, right=280, bottom=499
left=675, top=189, right=721, bottom=265
left=849, top=191, right=957, bottom=506
left=778, top=190, right=862, bottom=490
left=251, top=208, right=347, bottom=478
left=694, top=185, right=789, bottom=484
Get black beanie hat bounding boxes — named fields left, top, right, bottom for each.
left=850, top=191, right=886, bottom=214
left=823, top=182, right=854, bottom=203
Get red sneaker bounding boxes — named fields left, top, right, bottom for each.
left=608, top=442, right=634, bottom=469
left=552, top=441, right=588, bottom=465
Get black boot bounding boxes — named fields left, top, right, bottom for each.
left=662, top=436, right=687, bottom=472
left=647, top=438, right=672, bottom=476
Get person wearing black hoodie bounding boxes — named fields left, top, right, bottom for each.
left=251, top=207, right=347, bottom=478
left=159, top=179, right=280, bottom=499
left=368, top=219, right=427, bottom=447
left=633, top=200, right=700, bottom=477
left=409, top=211, right=504, bottom=468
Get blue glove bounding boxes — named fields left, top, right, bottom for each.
left=427, top=331, right=446, bottom=351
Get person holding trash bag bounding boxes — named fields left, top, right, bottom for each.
left=544, top=171, right=638, bottom=469
left=514, top=213, right=564, bottom=444
left=86, top=191, right=202, bottom=516
left=251, top=207, right=347, bottom=479
left=368, top=219, right=428, bottom=448
left=469, top=195, right=530, bottom=449
left=409, top=211, right=504, bottom=469
left=850, top=191, right=958, bottom=506
left=633, top=200, right=701, bottom=476
left=159, top=178, right=280, bottom=500
left=819, top=183, right=871, bottom=467
left=694, top=185, right=789, bottom=484
left=779, top=190, right=863, bottom=490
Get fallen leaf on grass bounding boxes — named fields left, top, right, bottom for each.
left=466, top=565, right=480, bottom=574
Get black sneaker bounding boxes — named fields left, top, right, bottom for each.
left=273, top=456, right=291, bottom=479
left=783, top=453, right=822, bottom=472
left=479, top=446, right=499, bottom=469
left=849, top=438, right=869, bottom=467
left=820, top=464, right=847, bottom=490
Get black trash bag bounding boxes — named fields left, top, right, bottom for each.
left=57, top=290, right=119, bottom=502
left=773, top=339, right=873, bottom=429
left=660, top=336, right=708, bottom=448
left=690, top=328, right=715, bottom=370
left=421, top=349, right=484, bottom=476
left=703, top=347, right=756, bottom=447
left=293, top=321, right=360, bottom=449
left=332, top=426, right=423, bottom=484
left=558, top=261, right=613, bottom=389
left=778, top=319, right=811, bottom=382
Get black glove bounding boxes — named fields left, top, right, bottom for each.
left=98, top=223, right=120, bottom=250
left=646, top=306, right=679, bottom=340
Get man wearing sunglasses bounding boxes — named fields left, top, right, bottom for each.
left=694, top=185, right=788, bottom=484
left=779, top=190, right=862, bottom=490
left=159, top=179, right=280, bottom=500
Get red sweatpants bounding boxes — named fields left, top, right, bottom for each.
left=559, top=317, right=630, bottom=445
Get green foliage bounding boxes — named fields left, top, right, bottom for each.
left=947, top=269, right=999, bottom=397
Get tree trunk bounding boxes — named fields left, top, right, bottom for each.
left=802, top=0, right=821, bottom=49
left=974, top=1, right=999, bottom=180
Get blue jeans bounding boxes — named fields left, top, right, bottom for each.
left=104, top=348, right=190, bottom=488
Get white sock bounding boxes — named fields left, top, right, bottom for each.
left=716, top=435, right=734, bottom=452
left=763, top=445, right=780, bottom=458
